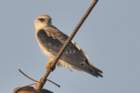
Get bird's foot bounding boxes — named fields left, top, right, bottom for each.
left=46, top=62, right=56, bottom=71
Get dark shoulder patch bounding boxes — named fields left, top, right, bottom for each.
left=37, top=29, right=47, bottom=38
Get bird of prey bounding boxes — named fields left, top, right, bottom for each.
left=34, top=14, right=103, bottom=77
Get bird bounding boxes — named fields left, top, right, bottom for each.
left=34, top=14, right=103, bottom=77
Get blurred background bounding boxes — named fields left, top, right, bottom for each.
left=0, top=0, right=140, bottom=93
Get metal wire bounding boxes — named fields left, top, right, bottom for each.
left=18, top=69, right=60, bottom=88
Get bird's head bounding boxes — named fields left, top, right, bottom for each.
left=34, top=15, right=52, bottom=31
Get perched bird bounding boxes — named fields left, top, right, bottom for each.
left=34, top=14, right=103, bottom=77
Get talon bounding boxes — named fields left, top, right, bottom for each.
left=46, top=62, right=56, bottom=71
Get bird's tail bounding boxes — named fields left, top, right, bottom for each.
left=87, top=64, right=103, bottom=78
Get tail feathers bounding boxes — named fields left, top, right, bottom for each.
left=88, top=64, right=103, bottom=78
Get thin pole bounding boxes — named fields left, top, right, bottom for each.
left=35, top=0, right=98, bottom=92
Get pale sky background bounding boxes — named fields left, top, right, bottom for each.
left=0, top=0, right=140, bottom=93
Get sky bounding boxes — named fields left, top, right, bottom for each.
left=0, top=0, right=140, bottom=93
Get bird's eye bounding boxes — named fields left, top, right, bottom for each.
left=38, top=18, right=45, bottom=22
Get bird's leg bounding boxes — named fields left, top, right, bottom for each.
left=46, top=58, right=56, bottom=71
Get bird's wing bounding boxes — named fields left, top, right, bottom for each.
left=42, top=26, right=103, bottom=77
left=44, top=26, right=89, bottom=62
left=44, top=26, right=68, bottom=44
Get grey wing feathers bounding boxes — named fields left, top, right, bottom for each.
left=45, top=26, right=68, bottom=43
left=44, top=26, right=86, bottom=58
left=44, top=26, right=103, bottom=77
left=44, top=26, right=90, bottom=62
